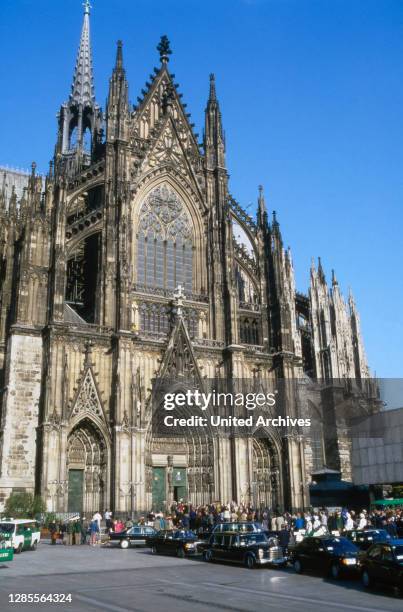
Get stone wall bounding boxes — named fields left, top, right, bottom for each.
left=0, top=331, right=43, bottom=509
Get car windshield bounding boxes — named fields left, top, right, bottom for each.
left=393, top=546, right=403, bottom=560
left=174, top=530, right=195, bottom=539
left=357, top=530, right=387, bottom=539
left=324, top=538, right=358, bottom=553
left=0, top=523, right=14, bottom=534
left=237, top=524, right=256, bottom=532
left=240, top=534, right=267, bottom=545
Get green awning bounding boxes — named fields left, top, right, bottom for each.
left=372, top=498, right=403, bottom=506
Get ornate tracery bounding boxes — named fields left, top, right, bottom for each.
left=137, top=184, right=193, bottom=291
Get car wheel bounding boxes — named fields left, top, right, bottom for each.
left=361, top=569, right=372, bottom=589
left=120, top=539, right=130, bottom=550
left=293, top=559, right=303, bottom=574
left=330, top=563, right=340, bottom=580
left=245, top=554, right=255, bottom=569
left=150, top=545, right=157, bottom=555
left=203, top=549, right=213, bottom=562
left=30, top=541, right=37, bottom=551
left=177, top=547, right=185, bottom=558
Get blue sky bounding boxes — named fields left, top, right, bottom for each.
left=0, top=0, right=402, bottom=394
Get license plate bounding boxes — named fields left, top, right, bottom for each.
left=344, top=558, right=356, bottom=565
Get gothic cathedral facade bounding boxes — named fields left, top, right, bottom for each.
left=0, top=6, right=379, bottom=514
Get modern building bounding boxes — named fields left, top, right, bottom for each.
left=352, top=407, right=403, bottom=490
left=0, top=3, right=380, bottom=514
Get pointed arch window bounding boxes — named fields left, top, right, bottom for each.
left=239, top=317, right=259, bottom=345
left=136, top=185, right=193, bottom=291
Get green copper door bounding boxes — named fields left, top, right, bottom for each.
left=68, top=469, right=84, bottom=513
left=152, top=467, right=166, bottom=512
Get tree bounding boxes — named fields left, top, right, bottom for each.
left=3, top=492, right=46, bottom=519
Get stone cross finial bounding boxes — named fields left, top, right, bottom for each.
left=157, top=35, right=172, bottom=63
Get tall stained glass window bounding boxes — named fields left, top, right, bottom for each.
left=137, top=185, right=193, bottom=291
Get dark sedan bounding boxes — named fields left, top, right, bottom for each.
left=197, top=522, right=263, bottom=541
left=109, top=525, right=157, bottom=549
left=146, top=529, right=201, bottom=557
left=346, top=529, right=391, bottom=550
left=202, top=531, right=287, bottom=569
left=211, top=522, right=264, bottom=534
left=359, top=539, right=403, bottom=594
left=291, top=536, right=359, bottom=579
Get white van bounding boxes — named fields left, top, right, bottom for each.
left=0, top=519, right=41, bottom=553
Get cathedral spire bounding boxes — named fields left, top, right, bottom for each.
left=257, top=184, right=267, bottom=228
left=70, top=1, right=95, bottom=106
left=317, top=257, right=326, bottom=284
left=115, top=39, right=123, bottom=72
left=204, top=74, right=225, bottom=168
left=209, top=72, right=217, bottom=101
left=106, top=40, right=129, bottom=143
left=270, top=209, right=283, bottom=249
left=56, top=2, right=101, bottom=170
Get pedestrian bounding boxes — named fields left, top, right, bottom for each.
left=92, top=510, right=102, bottom=530
left=358, top=512, right=367, bottom=530
left=74, top=519, right=81, bottom=545
left=60, top=522, right=67, bottom=545
left=104, top=509, right=113, bottom=531
left=89, top=518, right=99, bottom=546
left=344, top=512, right=354, bottom=532
left=80, top=516, right=88, bottom=545
left=277, top=524, right=290, bottom=556
left=66, top=520, right=74, bottom=545
left=294, top=513, right=304, bottom=531
left=49, top=520, right=58, bottom=545
left=305, top=513, right=312, bottom=534
left=165, top=515, right=174, bottom=530
left=153, top=514, right=162, bottom=531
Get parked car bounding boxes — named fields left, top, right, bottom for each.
left=0, top=520, right=40, bottom=553
left=0, top=535, right=13, bottom=564
left=197, top=521, right=263, bottom=540
left=291, top=536, right=359, bottom=579
left=202, top=531, right=287, bottom=569
left=359, top=539, right=403, bottom=594
left=198, top=522, right=263, bottom=540
left=212, top=522, right=263, bottom=534
left=109, top=525, right=156, bottom=549
left=146, top=529, right=201, bottom=557
left=346, top=529, right=391, bottom=550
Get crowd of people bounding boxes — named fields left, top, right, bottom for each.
left=141, top=501, right=403, bottom=536
left=47, top=502, right=403, bottom=547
